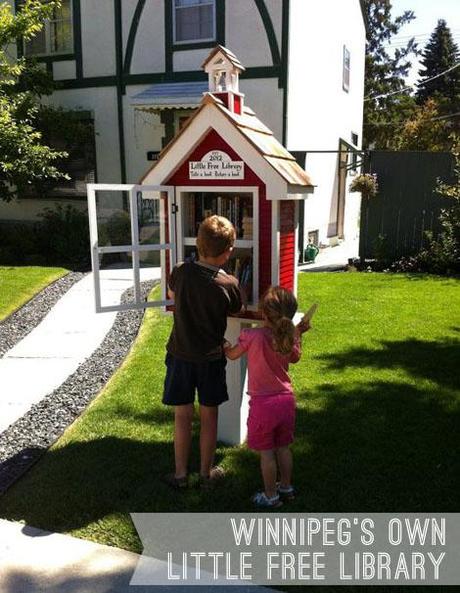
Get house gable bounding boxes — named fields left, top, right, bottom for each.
left=142, top=99, right=287, bottom=198
left=167, top=129, right=262, bottom=188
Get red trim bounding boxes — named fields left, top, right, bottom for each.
left=166, top=128, right=271, bottom=301
left=233, top=94, right=242, bottom=115
left=279, top=201, right=296, bottom=292
left=167, top=129, right=261, bottom=187
left=213, top=92, right=230, bottom=110
left=259, top=184, right=271, bottom=298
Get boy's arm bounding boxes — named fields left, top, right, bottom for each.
left=229, top=278, right=245, bottom=314
left=167, top=263, right=181, bottom=301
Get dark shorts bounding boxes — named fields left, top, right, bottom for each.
left=163, top=353, right=229, bottom=407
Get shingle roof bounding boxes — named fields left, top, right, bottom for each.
left=203, top=94, right=314, bottom=187
left=142, top=92, right=314, bottom=190
left=131, top=82, right=208, bottom=109
left=201, top=45, right=246, bottom=72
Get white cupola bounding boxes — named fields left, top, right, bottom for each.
left=202, top=45, right=245, bottom=114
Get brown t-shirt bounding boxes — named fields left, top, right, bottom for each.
left=167, top=261, right=243, bottom=362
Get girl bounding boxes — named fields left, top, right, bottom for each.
left=224, top=286, right=310, bottom=508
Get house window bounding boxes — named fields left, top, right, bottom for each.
left=174, top=110, right=194, bottom=133
left=342, top=45, right=350, bottom=92
left=351, top=132, right=359, bottom=172
left=174, top=0, right=216, bottom=44
left=24, top=0, right=73, bottom=57
left=24, top=112, right=97, bottom=198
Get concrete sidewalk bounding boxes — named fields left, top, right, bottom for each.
left=299, top=238, right=359, bottom=272
left=0, top=267, right=160, bottom=434
left=0, top=519, right=274, bottom=593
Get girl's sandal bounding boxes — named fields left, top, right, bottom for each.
left=162, top=473, right=188, bottom=490
left=252, top=491, right=283, bottom=508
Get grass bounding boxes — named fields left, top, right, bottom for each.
left=0, top=266, right=69, bottom=321
left=0, top=272, right=459, bottom=592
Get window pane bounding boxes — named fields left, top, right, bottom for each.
left=25, top=28, right=47, bottom=55
left=53, top=0, right=71, bottom=20
left=343, top=47, right=350, bottom=91
left=176, top=0, right=209, bottom=7
left=175, top=1, right=215, bottom=42
left=50, top=19, right=73, bottom=53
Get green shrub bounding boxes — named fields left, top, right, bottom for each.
left=35, top=204, right=90, bottom=268
left=106, top=211, right=131, bottom=247
left=0, top=222, right=38, bottom=264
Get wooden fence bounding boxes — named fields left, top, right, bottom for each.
left=360, top=151, right=455, bottom=260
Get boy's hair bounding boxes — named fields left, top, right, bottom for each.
left=260, top=286, right=298, bottom=355
left=197, top=215, right=236, bottom=258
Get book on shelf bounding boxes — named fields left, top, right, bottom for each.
left=185, top=193, right=254, bottom=239
left=227, top=254, right=253, bottom=302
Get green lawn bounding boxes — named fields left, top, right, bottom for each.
left=0, top=266, right=69, bottom=321
left=0, top=273, right=459, bottom=585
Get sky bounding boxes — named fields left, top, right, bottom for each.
left=387, top=0, right=460, bottom=86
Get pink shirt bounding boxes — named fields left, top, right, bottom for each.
left=238, top=327, right=301, bottom=397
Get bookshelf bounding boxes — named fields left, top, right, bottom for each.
left=182, top=191, right=254, bottom=240
left=179, top=189, right=257, bottom=306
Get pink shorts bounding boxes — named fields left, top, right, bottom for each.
left=247, top=394, right=296, bottom=451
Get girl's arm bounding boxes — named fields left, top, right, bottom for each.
left=289, top=320, right=311, bottom=363
left=224, top=343, right=246, bottom=360
left=289, top=335, right=302, bottom=364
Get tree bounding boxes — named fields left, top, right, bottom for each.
left=0, top=0, right=68, bottom=202
left=363, top=0, right=419, bottom=149
left=396, top=98, right=454, bottom=151
left=416, top=19, right=460, bottom=107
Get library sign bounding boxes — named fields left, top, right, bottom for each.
left=189, top=150, right=244, bottom=180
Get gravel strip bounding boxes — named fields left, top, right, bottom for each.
left=0, top=279, right=158, bottom=494
left=0, top=271, right=85, bottom=357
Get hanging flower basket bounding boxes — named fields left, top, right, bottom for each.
left=349, top=173, right=378, bottom=199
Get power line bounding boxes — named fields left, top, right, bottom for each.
left=389, top=30, right=460, bottom=42
left=364, top=111, right=460, bottom=127
left=388, top=28, right=460, bottom=40
left=364, top=62, right=460, bottom=101
left=388, top=37, right=460, bottom=49
left=386, top=36, right=460, bottom=47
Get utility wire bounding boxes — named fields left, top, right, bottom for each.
left=388, top=29, right=460, bottom=41
left=364, top=62, right=460, bottom=101
left=364, top=111, right=460, bottom=127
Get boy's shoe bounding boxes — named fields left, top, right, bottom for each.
left=277, top=484, right=296, bottom=502
left=199, top=465, right=225, bottom=489
left=252, top=492, right=283, bottom=508
left=162, top=473, right=188, bottom=490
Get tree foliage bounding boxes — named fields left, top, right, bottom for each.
left=396, top=99, right=454, bottom=151
left=0, top=0, right=68, bottom=202
left=416, top=19, right=460, bottom=106
left=363, top=0, right=419, bottom=149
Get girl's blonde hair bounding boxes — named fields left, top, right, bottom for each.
left=260, top=286, right=298, bottom=355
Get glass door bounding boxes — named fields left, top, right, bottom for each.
left=177, top=187, right=258, bottom=307
left=87, top=184, right=176, bottom=313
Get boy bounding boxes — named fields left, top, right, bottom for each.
left=163, top=215, right=243, bottom=488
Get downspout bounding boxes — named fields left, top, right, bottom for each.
left=114, top=0, right=127, bottom=192
left=281, top=0, right=290, bottom=147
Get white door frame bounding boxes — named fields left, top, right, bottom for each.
left=175, top=186, right=259, bottom=307
left=87, top=183, right=176, bottom=313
